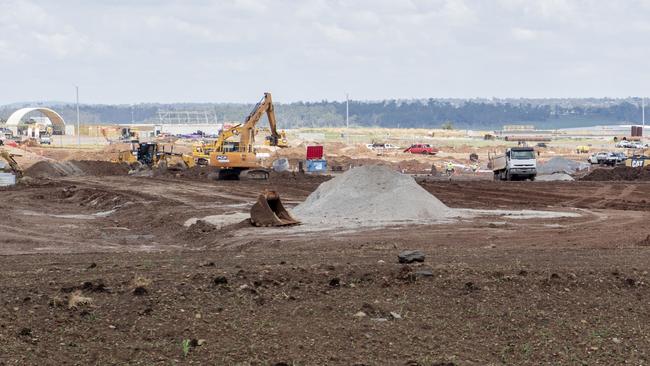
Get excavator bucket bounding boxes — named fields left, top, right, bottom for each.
left=250, top=190, right=300, bottom=227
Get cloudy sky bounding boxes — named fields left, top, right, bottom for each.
left=2, top=0, right=650, bottom=104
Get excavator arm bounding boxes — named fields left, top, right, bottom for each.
left=239, top=92, right=284, bottom=148
left=0, top=149, right=23, bottom=179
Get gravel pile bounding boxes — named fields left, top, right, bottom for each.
left=292, top=165, right=458, bottom=227
left=538, top=157, right=589, bottom=175
left=536, top=173, right=575, bottom=181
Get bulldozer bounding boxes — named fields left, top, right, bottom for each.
left=115, top=142, right=195, bottom=170
left=207, top=92, right=286, bottom=179
left=250, top=190, right=300, bottom=227
left=0, top=149, right=23, bottom=179
left=259, top=127, right=289, bottom=148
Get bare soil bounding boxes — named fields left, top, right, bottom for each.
left=1, top=168, right=650, bottom=365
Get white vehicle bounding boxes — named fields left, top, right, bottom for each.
left=39, top=134, right=52, bottom=145
left=488, top=147, right=537, bottom=181
left=589, top=152, right=619, bottom=166
left=366, top=142, right=399, bottom=150
left=615, top=140, right=633, bottom=148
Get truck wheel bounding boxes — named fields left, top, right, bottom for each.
left=493, top=172, right=499, bottom=181
left=529, top=176, right=535, bottom=181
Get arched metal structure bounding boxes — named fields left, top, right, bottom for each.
left=5, top=107, right=66, bottom=134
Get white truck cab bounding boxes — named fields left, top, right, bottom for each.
left=489, top=147, right=537, bottom=181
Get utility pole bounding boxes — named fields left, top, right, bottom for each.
left=346, top=93, right=349, bottom=129
left=641, top=97, right=645, bottom=130
left=346, top=93, right=349, bottom=144
left=76, top=86, right=80, bottom=146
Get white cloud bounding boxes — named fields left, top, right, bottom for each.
left=1, top=0, right=650, bottom=103
left=511, top=27, right=542, bottom=41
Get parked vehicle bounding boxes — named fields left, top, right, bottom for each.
left=39, top=134, right=52, bottom=145
left=615, top=140, right=633, bottom=148
left=612, top=152, right=627, bottom=165
left=588, top=152, right=619, bottom=166
left=366, top=142, right=399, bottom=150
left=404, top=144, right=438, bottom=155
left=488, top=147, right=537, bottom=181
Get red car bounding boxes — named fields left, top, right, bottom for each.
left=404, top=143, right=438, bottom=155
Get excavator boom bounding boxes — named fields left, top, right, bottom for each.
left=0, top=149, right=23, bottom=179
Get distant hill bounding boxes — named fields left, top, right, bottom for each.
left=0, top=98, right=645, bottom=130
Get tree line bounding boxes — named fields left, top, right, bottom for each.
left=0, top=99, right=645, bottom=130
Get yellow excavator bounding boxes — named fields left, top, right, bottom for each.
left=207, top=92, right=286, bottom=179
left=0, top=149, right=23, bottom=179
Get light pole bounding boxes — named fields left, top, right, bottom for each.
left=643, top=97, right=645, bottom=129
left=346, top=93, right=349, bottom=129
left=345, top=93, right=349, bottom=144
left=76, top=86, right=80, bottom=146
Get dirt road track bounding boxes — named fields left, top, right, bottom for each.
left=1, top=176, right=650, bottom=364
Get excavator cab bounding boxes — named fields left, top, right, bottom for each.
left=136, top=143, right=158, bottom=166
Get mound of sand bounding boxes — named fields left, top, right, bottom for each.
left=291, top=165, right=458, bottom=226
left=536, top=173, right=575, bottom=181
left=24, top=160, right=129, bottom=178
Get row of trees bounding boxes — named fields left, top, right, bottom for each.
left=0, top=99, right=644, bottom=130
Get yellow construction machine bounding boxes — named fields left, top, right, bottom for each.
left=208, top=92, right=286, bottom=179
left=0, top=149, right=23, bottom=179
left=626, top=147, right=650, bottom=168
left=259, top=127, right=289, bottom=148
left=115, top=142, right=195, bottom=170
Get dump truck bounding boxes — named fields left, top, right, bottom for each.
left=488, top=147, right=537, bottom=181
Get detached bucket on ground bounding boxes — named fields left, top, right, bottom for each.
left=250, top=190, right=300, bottom=227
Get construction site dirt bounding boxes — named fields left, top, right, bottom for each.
left=1, top=170, right=650, bottom=365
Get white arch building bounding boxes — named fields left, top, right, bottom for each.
left=5, top=107, right=66, bottom=134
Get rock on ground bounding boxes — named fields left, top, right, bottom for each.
left=398, top=250, right=425, bottom=263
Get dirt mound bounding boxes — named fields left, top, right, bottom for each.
left=637, top=235, right=650, bottom=246
left=292, top=165, right=457, bottom=227
left=152, top=165, right=219, bottom=180
left=581, top=166, right=650, bottom=181
left=58, top=186, right=131, bottom=210
left=24, top=160, right=129, bottom=178
left=396, top=159, right=435, bottom=174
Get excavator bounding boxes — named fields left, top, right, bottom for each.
left=207, top=92, right=286, bottom=179
left=0, top=149, right=23, bottom=179
left=192, top=126, right=288, bottom=166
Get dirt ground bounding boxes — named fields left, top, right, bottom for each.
left=1, top=159, right=650, bottom=365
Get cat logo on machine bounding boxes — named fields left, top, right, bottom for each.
left=630, top=158, right=647, bottom=168
left=216, top=155, right=230, bottom=163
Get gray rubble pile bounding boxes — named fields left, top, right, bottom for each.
left=292, top=165, right=458, bottom=227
